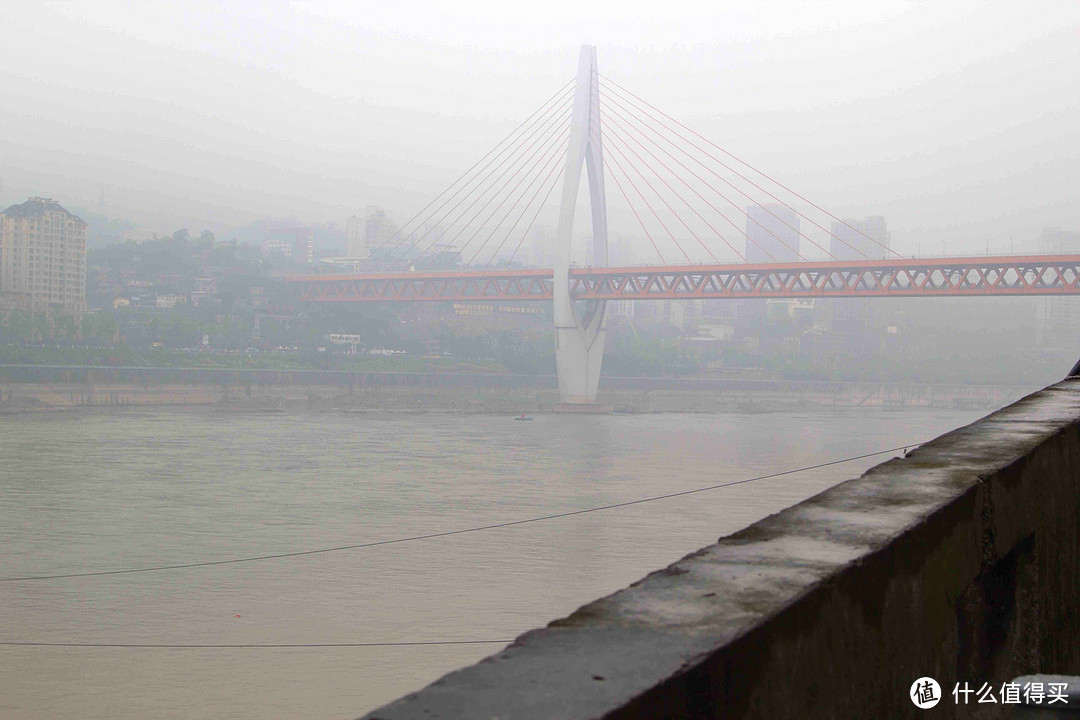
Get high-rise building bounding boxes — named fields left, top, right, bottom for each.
left=739, top=205, right=799, bottom=332
left=746, top=204, right=799, bottom=263
left=609, top=233, right=633, bottom=266
left=830, top=215, right=890, bottom=260
left=364, top=206, right=395, bottom=250
left=346, top=215, right=369, bottom=259
left=830, top=216, right=891, bottom=336
left=529, top=225, right=554, bottom=268
left=1036, top=226, right=1080, bottom=348
left=0, top=197, right=87, bottom=313
left=608, top=298, right=635, bottom=321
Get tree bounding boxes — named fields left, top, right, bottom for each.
left=1, top=310, right=36, bottom=343
left=54, top=315, right=77, bottom=345
left=80, top=312, right=118, bottom=346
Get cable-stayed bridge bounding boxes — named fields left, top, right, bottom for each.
left=286, top=46, right=1080, bottom=403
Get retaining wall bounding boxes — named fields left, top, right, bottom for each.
left=362, top=378, right=1080, bottom=719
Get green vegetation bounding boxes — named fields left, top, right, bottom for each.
left=0, top=302, right=1064, bottom=385
left=2, top=232, right=1064, bottom=387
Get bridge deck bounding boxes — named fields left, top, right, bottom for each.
left=285, top=254, right=1080, bottom=302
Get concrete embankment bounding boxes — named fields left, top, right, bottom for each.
left=361, top=378, right=1080, bottom=719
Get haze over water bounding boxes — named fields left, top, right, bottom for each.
left=1, top=406, right=983, bottom=719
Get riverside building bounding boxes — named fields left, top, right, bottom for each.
left=0, top=197, right=88, bottom=313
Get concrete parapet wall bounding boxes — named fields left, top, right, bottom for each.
left=362, top=379, right=1080, bottom=719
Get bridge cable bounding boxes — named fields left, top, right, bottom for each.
left=378, top=80, right=574, bottom=264
left=600, top=84, right=833, bottom=260
left=383, top=89, right=574, bottom=264
left=397, top=102, right=572, bottom=263
left=598, top=77, right=869, bottom=259
left=447, top=126, right=570, bottom=266
left=600, top=94, right=830, bottom=261
left=474, top=138, right=570, bottom=267
left=599, top=76, right=899, bottom=260
left=466, top=139, right=568, bottom=266
left=0, top=443, right=922, bottom=583
left=425, top=120, right=569, bottom=266
left=603, top=134, right=697, bottom=263
left=462, top=136, right=568, bottom=267
left=596, top=102, right=724, bottom=263
left=603, top=153, right=669, bottom=264
left=380, top=81, right=573, bottom=262
left=600, top=109, right=775, bottom=263
left=409, top=113, right=571, bottom=263
left=502, top=162, right=569, bottom=267
left=600, top=87, right=836, bottom=261
left=602, top=114, right=760, bottom=263
left=580, top=121, right=674, bottom=265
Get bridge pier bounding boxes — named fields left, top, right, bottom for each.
left=554, top=299, right=606, bottom=404
left=553, top=45, right=609, bottom=405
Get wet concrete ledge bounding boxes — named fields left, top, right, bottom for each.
left=361, top=379, right=1080, bottom=720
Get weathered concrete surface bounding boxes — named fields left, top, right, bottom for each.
left=361, top=380, right=1080, bottom=720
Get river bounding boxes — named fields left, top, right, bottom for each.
left=0, top=406, right=986, bottom=719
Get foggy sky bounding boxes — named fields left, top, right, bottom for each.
left=2, top=1, right=1078, bottom=255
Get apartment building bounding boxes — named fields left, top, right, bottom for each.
left=0, top=197, right=87, bottom=312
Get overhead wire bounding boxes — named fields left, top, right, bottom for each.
left=1, top=444, right=926, bottom=650
left=0, top=443, right=922, bottom=583
left=0, top=640, right=512, bottom=649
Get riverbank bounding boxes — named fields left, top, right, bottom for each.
left=0, top=376, right=1034, bottom=415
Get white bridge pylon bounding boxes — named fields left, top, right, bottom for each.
left=554, top=45, right=609, bottom=404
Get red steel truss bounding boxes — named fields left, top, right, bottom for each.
left=288, top=268, right=554, bottom=303
left=286, top=255, right=1080, bottom=302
